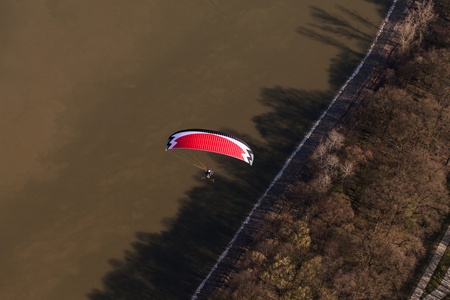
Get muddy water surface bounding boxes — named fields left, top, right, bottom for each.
left=0, top=1, right=386, bottom=299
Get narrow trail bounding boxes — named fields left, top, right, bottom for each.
left=411, top=226, right=450, bottom=300
left=423, top=269, right=450, bottom=300
left=192, top=0, right=415, bottom=298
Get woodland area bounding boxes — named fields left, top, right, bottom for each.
left=214, top=1, right=450, bottom=299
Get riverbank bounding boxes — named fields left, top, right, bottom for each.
left=203, top=0, right=450, bottom=298
left=192, top=0, right=416, bottom=298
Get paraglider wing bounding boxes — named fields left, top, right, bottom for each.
left=165, top=129, right=254, bottom=165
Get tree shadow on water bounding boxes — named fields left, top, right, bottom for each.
left=364, top=0, right=394, bottom=17
left=297, top=4, right=391, bottom=90
left=87, top=4, right=391, bottom=300
left=87, top=88, right=331, bottom=300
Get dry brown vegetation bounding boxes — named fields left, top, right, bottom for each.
left=213, top=2, right=450, bottom=299
left=399, top=1, right=436, bottom=53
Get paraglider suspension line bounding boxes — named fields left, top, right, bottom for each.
left=172, top=153, right=206, bottom=170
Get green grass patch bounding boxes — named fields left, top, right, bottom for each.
left=423, top=244, right=450, bottom=297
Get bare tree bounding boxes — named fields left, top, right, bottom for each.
left=340, top=160, right=354, bottom=184
left=324, top=154, right=341, bottom=176
left=312, top=142, right=328, bottom=163
left=399, top=0, right=435, bottom=53
left=311, top=172, right=332, bottom=193
left=326, top=129, right=344, bottom=151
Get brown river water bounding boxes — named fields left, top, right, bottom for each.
left=0, top=1, right=389, bottom=299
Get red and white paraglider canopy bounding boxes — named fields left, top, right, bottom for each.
left=165, top=129, right=254, bottom=166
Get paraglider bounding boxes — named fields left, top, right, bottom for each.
left=165, top=129, right=254, bottom=180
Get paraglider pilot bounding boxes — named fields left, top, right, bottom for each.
left=202, top=169, right=214, bottom=182
left=204, top=169, right=214, bottom=179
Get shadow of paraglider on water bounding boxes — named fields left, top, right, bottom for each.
left=87, top=3, right=390, bottom=299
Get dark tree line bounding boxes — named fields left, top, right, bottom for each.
left=215, top=2, right=450, bottom=299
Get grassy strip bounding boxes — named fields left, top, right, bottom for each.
left=423, top=184, right=450, bottom=297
